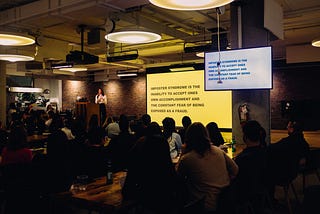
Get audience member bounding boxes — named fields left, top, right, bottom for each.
left=178, top=116, right=192, bottom=144
left=122, top=122, right=180, bottom=214
left=80, top=132, right=110, bottom=179
left=7, top=102, right=17, bottom=126
left=177, top=122, right=238, bottom=213
left=206, top=122, right=225, bottom=147
left=266, top=120, right=310, bottom=201
left=71, top=116, right=87, bottom=145
left=133, top=114, right=151, bottom=140
left=162, top=117, right=182, bottom=159
left=0, top=121, right=8, bottom=153
left=45, top=110, right=55, bottom=129
left=109, top=114, right=136, bottom=172
left=86, top=114, right=106, bottom=146
left=104, top=116, right=120, bottom=139
left=0, top=125, right=32, bottom=165
left=224, top=120, right=268, bottom=213
left=36, top=129, right=72, bottom=194
left=49, top=113, right=64, bottom=133
left=61, top=118, right=75, bottom=140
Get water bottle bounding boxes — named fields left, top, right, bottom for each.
left=106, top=159, right=113, bottom=185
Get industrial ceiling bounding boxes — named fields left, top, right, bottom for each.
left=0, top=0, right=319, bottom=80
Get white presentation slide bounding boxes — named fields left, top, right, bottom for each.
left=205, top=46, right=272, bottom=90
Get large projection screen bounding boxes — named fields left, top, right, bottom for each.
left=147, top=70, right=232, bottom=128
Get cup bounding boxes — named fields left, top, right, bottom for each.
left=76, top=175, right=89, bottom=191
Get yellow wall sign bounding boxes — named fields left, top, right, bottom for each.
left=147, top=70, right=232, bottom=128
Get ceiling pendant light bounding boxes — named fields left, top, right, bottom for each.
left=59, top=67, right=88, bottom=72
left=105, top=30, right=161, bottom=44
left=0, top=54, right=34, bottom=62
left=0, top=32, right=35, bottom=46
left=312, top=37, right=320, bottom=47
left=149, top=0, right=234, bottom=10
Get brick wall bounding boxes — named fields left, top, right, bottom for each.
left=62, top=79, right=99, bottom=111
left=62, top=76, right=146, bottom=120
left=271, top=62, right=320, bottom=130
left=61, top=62, right=320, bottom=130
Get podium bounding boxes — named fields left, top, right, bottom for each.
left=75, top=102, right=100, bottom=127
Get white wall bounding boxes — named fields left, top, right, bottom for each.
left=34, top=79, right=62, bottom=111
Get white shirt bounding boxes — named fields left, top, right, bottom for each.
left=95, top=94, right=107, bottom=104
left=61, top=127, right=75, bottom=140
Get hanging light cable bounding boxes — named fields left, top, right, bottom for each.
left=217, top=8, right=223, bottom=84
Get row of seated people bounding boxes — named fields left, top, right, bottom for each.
left=0, top=114, right=311, bottom=214
left=120, top=119, right=310, bottom=214
left=0, top=113, right=142, bottom=213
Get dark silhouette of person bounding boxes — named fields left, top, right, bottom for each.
left=206, top=121, right=225, bottom=146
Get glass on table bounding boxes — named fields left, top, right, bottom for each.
left=70, top=175, right=89, bottom=192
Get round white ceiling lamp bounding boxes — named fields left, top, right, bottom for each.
left=196, top=52, right=205, bottom=58
left=59, top=67, right=88, bottom=72
left=105, top=31, right=161, bottom=44
left=0, top=32, right=35, bottom=46
left=149, top=0, right=234, bottom=10
left=0, top=54, right=34, bottom=62
left=312, top=38, right=320, bottom=47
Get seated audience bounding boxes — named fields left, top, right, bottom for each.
left=7, top=102, right=17, bottom=126
left=0, top=121, right=8, bottom=153
left=162, top=117, right=182, bottom=159
left=266, top=120, right=310, bottom=200
left=0, top=125, right=32, bottom=165
left=178, top=116, right=192, bottom=144
left=222, top=120, right=267, bottom=213
left=133, top=113, right=151, bottom=140
left=177, top=122, right=238, bottom=213
left=206, top=121, right=225, bottom=147
left=104, top=116, right=120, bottom=139
left=45, top=110, right=55, bottom=130
left=86, top=114, right=106, bottom=146
left=109, top=114, right=136, bottom=172
left=71, top=116, right=87, bottom=145
left=34, top=129, right=72, bottom=194
left=61, top=118, right=75, bottom=140
left=122, top=122, right=180, bottom=214
left=80, top=114, right=109, bottom=178
left=1, top=125, right=37, bottom=214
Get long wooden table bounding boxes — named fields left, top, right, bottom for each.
left=55, top=171, right=127, bottom=213
left=27, top=134, right=49, bottom=148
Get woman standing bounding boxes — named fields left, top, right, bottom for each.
left=95, top=88, right=107, bottom=126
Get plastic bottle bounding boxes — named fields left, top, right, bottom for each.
left=106, top=159, right=113, bottom=185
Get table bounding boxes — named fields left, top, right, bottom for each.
left=225, top=143, right=246, bottom=159
left=55, top=171, right=127, bottom=213
left=27, top=134, right=48, bottom=148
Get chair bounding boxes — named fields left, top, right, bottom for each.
left=302, top=185, right=320, bottom=214
left=1, top=163, right=42, bottom=214
left=181, top=196, right=206, bottom=214
left=276, top=177, right=299, bottom=214
left=299, top=148, right=320, bottom=192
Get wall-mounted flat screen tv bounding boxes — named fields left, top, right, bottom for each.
left=205, top=46, right=272, bottom=90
